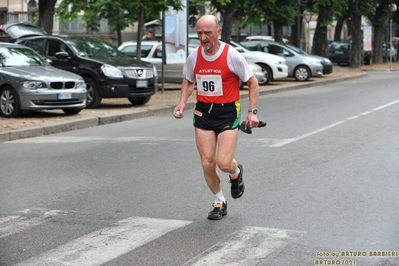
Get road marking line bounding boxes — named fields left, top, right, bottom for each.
left=7, top=100, right=399, bottom=147
left=372, top=99, right=399, bottom=110
left=0, top=209, right=67, bottom=239
left=15, top=216, right=192, bottom=266
left=271, top=121, right=345, bottom=147
left=182, top=226, right=306, bottom=266
left=271, top=99, right=399, bottom=147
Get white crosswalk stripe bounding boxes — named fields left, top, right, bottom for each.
left=2, top=209, right=306, bottom=266
left=0, top=209, right=68, bottom=239
left=14, top=216, right=192, bottom=266
left=182, top=226, right=306, bottom=266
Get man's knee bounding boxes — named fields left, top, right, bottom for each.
left=216, top=159, right=234, bottom=173
left=202, top=160, right=216, bottom=171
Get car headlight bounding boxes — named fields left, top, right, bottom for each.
left=20, top=81, right=47, bottom=89
left=324, top=58, right=331, bottom=64
left=273, top=59, right=286, bottom=65
left=152, top=64, right=158, bottom=78
left=306, top=57, right=322, bottom=64
left=76, top=80, right=86, bottom=89
left=101, top=64, right=123, bottom=78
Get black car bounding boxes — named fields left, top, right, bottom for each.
left=1, top=22, right=158, bottom=108
left=328, top=41, right=372, bottom=66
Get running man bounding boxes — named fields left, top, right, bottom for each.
left=173, top=15, right=260, bottom=220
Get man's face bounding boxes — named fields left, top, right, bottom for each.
left=196, top=20, right=221, bottom=51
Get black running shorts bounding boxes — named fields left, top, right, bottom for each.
left=193, top=101, right=241, bottom=135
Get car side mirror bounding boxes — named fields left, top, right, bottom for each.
left=55, top=51, right=70, bottom=60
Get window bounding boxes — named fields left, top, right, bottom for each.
left=45, top=40, right=66, bottom=57
left=24, top=39, right=44, bottom=54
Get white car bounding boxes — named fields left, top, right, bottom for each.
left=118, top=40, right=266, bottom=85
left=188, top=34, right=288, bottom=85
left=228, top=41, right=289, bottom=85
left=245, top=35, right=289, bottom=43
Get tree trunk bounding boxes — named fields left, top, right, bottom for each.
left=291, top=14, right=303, bottom=47
left=116, top=24, right=122, bottom=47
left=334, top=19, right=344, bottom=41
left=312, top=5, right=328, bottom=56
left=349, top=1, right=362, bottom=67
left=136, top=7, right=145, bottom=60
left=220, top=1, right=236, bottom=44
left=38, top=0, right=57, bottom=35
left=273, top=21, right=284, bottom=42
left=373, top=25, right=385, bottom=64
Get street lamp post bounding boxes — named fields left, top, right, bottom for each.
left=390, top=4, right=397, bottom=68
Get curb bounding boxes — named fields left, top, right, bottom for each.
left=0, top=73, right=367, bottom=143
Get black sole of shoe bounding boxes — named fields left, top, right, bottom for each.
left=207, top=212, right=227, bottom=220
left=232, top=186, right=245, bottom=199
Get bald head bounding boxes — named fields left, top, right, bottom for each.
left=196, top=15, right=220, bottom=30
left=196, top=15, right=222, bottom=54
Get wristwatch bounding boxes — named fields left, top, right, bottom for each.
left=248, top=108, right=258, bottom=115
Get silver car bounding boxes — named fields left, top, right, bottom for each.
left=0, top=43, right=87, bottom=118
left=241, top=40, right=324, bottom=81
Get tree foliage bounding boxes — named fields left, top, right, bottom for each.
left=36, top=0, right=399, bottom=67
left=56, top=0, right=183, bottom=47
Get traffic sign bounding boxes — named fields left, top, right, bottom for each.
left=304, top=13, right=313, bottom=23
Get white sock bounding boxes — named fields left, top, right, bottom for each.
left=215, top=190, right=226, bottom=203
left=229, top=166, right=240, bottom=178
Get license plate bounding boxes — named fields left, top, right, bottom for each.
left=335, top=51, right=344, bottom=54
left=57, top=93, right=74, bottom=99
left=136, top=80, right=148, bottom=88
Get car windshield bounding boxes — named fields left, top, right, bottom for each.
left=4, top=24, right=47, bottom=38
left=120, top=44, right=154, bottom=58
left=66, top=37, right=125, bottom=58
left=230, top=41, right=250, bottom=51
left=284, top=43, right=306, bottom=54
left=0, top=47, right=47, bottom=67
left=332, top=42, right=349, bottom=50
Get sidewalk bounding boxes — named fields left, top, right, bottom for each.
left=0, top=69, right=373, bottom=143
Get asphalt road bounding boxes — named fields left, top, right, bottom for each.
left=1, top=71, right=398, bottom=266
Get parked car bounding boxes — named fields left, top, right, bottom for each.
left=382, top=42, right=398, bottom=62
left=240, top=64, right=267, bottom=89
left=1, top=22, right=159, bottom=108
left=327, top=41, right=372, bottom=66
left=118, top=40, right=266, bottom=86
left=189, top=34, right=289, bottom=85
left=118, top=40, right=196, bottom=83
left=275, top=42, right=333, bottom=74
left=229, top=41, right=289, bottom=85
left=0, top=43, right=87, bottom=118
left=241, top=40, right=324, bottom=81
left=245, top=35, right=289, bottom=43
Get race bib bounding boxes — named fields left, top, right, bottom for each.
left=196, top=74, right=223, bottom=96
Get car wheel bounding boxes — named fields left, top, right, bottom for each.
left=62, top=108, right=83, bottom=115
left=294, top=66, right=311, bottom=81
left=128, top=96, right=151, bottom=105
left=84, top=77, right=102, bottom=108
left=256, top=63, right=271, bottom=85
left=0, top=86, right=21, bottom=118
